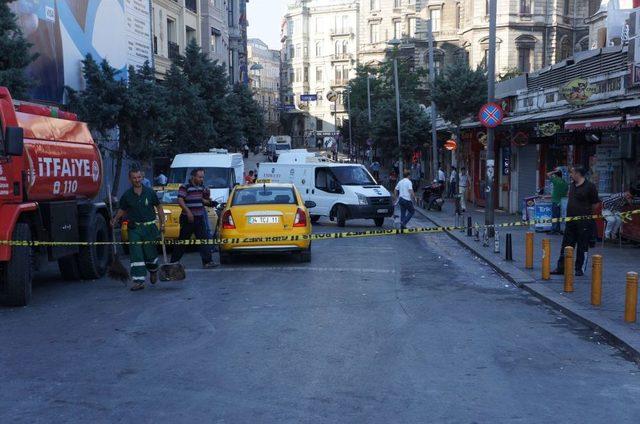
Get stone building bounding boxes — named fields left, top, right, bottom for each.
left=200, top=0, right=230, bottom=66
left=281, top=0, right=360, bottom=140
left=248, top=39, right=282, bottom=135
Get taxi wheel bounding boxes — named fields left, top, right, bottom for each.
left=297, top=248, right=311, bottom=263
left=219, top=252, right=232, bottom=265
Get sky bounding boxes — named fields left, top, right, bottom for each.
left=247, top=0, right=289, bottom=50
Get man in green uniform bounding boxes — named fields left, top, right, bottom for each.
left=547, top=168, right=569, bottom=234
left=111, top=169, right=165, bottom=291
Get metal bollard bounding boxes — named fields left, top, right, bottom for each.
left=564, top=246, right=574, bottom=293
left=591, top=255, right=602, bottom=306
left=467, top=217, right=473, bottom=237
left=525, top=232, right=534, bottom=269
left=482, top=228, right=489, bottom=247
left=541, top=239, right=550, bottom=280
left=624, top=272, right=638, bottom=323
left=474, top=224, right=480, bottom=241
left=505, top=233, right=513, bottom=261
left=494, top=230, right=500, bottom=253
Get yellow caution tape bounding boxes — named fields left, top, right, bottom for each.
left=1, top=209, right=638, bottom=247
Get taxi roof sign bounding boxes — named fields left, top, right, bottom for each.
left=255, top=178, right=271, bottom=183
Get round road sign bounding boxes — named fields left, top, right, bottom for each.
left=326, top=90, right=338, bottom=102
left=478, top=102, right=504, bottom=128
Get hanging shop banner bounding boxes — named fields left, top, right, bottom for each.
left=560, top=78, right=598, bottom=106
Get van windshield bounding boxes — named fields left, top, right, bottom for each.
left=168, top=167, right=232, bottom=189
left=331, top=166, right=375, bottom=185
left=275, top=144, right=291, bottom=151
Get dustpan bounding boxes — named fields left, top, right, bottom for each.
left=159, top=232, right=186, bottom=281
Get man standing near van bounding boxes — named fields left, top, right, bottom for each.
left=395, top=170, right=416, bottom=230
left=171, top=168, right=218, bottom=268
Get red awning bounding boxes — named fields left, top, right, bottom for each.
left=564, top=116, right=622, bottom=131
left=624, top=114, right=640, bottom=127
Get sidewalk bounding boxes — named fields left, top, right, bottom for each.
left=415, top=199, right=640, bottom=363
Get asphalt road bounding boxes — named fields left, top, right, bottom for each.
left=1, top=212, right=639, bottom=423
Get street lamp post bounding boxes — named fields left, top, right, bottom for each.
left=388, top=38, right=403, bottom=176
left=485, top=0, right=497, bottom=235
left=346, top=88, right=353, bottom=161
left=427, top=19, right=438, bottom=182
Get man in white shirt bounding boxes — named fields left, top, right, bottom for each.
left=458, top=167, right=470, bottom=212
left=395, top=170, right=417, bottom=230
left=438, top=165, right=446, bottom=184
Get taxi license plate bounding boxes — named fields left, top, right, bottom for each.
left=377, top=209, right=388, bottom=213
left=248, top=216, right=279, bottom=224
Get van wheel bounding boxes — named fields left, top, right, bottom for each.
left=336, top=206, right=348, bottom=227
left=78, top=214, right=110, bottom=280
left=310, top=215, right=321, bottom=224
left=1, top=223, right=33, bottom=306
left=374, top=218, right=385, bottom=227
left=58, top=255, right=81, bottom=281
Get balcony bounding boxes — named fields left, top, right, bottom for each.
left=330, top=27, right=354, bottom=37
left=331, top=79, right=348, bottom=87
left=331, top=53, right=353, bottom=62
left=168, top=41, right=180, bottom=61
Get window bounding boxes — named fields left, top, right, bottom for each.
left=316, top=67, right=323, bottom=82
left=315, top=168, right=342, bottom=193
left=545, top=93, right=555, bottom=103
left=315, top=41, right=322, bottom=57
left=370, top=0, right=380, bottom=10
left=228, top=0, right=234, bottom=26
left=289, top=45, right=295, bottom=59
left=430, top=9, right=441, bottom=32
left=167, top=19, right=176, bottom=43
left=295, top=68, right=301, bottom=83
left=588, top=0, right=600, bottom=16
left=481, top=48, right=489, bottom=68
left=517, top=48, right=531, bottom=73
left=304, top=67, right=309, bottom=83
left=393, top=20, right=402, bottom=39
left=369, top=22, right=380, bottom=43
left=564, top=0, right=570, bottom=15
left=186, top=26, right=197, bottom=45
left=455, top=3, right=461, bottom=29
left=232, top=187, right=297, bottom=206
left=394, top=0, right=402, bottom=7
left=210, top=29, right=218, bottom=53
left=520, top=0, right=531, bottom=14
left=185, top=0, right=197, bottom=13
left=408, top=18, right=416, bottom=37
left=485, top=0, right=490, bottom=16
left=295, top=44, right=301, bottom=58
left=342, top=40, right=349, bottom=54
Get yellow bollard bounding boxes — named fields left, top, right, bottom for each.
left=624, top=272, right=638, bottom=323
left=564, top=246, right=574, bottom=293
left=525, top=232, right=534, bottom=269
left=591, top=255, right=602, bottom=306
left=541, top=239, right=550, bottom=280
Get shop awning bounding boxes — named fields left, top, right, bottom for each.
left=624, top=114, right=640, bottom=127
left=564, top=116, right=622, bottom=131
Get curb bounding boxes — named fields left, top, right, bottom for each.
left=414, top=206, right=640, bottom=365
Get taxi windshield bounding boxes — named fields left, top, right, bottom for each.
left=232, top=187, right=297, bottom=206
left=331, top=166, right=375, bottom=185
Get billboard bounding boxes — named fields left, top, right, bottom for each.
left=11, top=0, right=152, bottom=104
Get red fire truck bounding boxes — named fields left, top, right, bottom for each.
left=0, top=87, right=111, bottom=306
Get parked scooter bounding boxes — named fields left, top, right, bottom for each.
left=423, top=180, right=445, bottom=211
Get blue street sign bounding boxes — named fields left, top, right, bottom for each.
left=300, top=94, right=318, bottom=102
left=478, top=102, right=504, bottom=128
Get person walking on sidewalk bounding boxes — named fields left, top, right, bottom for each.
left=111, top=169, right=166, bottom=291
left=449, top=167, right=458, bottom=198
left=410, top=162, right=421, bottom=191
left=458, top=167, right=470, bottom=212
left=551, top=166, right=599, bottom=277
left=546, top=168, right=568, bottom=235
left=602, top=185, right=640, bottom=240
left=170, top=168, right=218, bottom=268
left=370, top=159, right=381, bottom=181
left=395, top=170, right=416, bottom=230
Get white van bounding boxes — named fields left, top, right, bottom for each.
left=258, top=162, right=392, bottom=227
left=266, top=135, right=292, bottom=161
left=277, top=149, right=329, bottom=164
left=164, top=149, right=244, bottom=204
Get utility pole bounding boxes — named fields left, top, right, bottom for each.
left=366, top=74, right=372, bottom=124
left=427, top=19, right=438, bottom=181
left=347, top=88, right=353, bottom=161
left=485, top=0, right=497, bottom=235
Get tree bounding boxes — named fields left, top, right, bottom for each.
left=232, top=83, right=265, bottom=147
left=432, top=59, right=487, bottom=143
left=0, top=0, right=37, bottom=97
left=371, top=99, right=430, bottom=160
left=67, top=56, right=170, bottom=195
left=498, top=67, right=523, bottom=82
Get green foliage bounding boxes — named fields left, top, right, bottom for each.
left=498, top=67, right=523, bottom=82
left=231, top=83, right=265, bottom=146
left=432, top=60, right=487, bottom=127
left=0, top=0, right=37, bottom=98
left=370, top=99, right=430, bottom=159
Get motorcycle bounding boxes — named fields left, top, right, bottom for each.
left=423, top=181, right=445, bottom=211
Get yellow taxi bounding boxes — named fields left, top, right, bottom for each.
left=218, top=182, right=314, bottom=263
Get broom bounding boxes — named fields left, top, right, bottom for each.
left=106, top=185, right=130, bottom=284
left=159, top=231, right=186, bottom=282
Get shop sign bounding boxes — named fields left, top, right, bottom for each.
left=560, top=78, right=598, bottom=106
left=537, top=122, right=560, bottom=137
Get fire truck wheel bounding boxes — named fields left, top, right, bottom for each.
left=1, top=223, right=33, bottom=306
left=58, top=255, right=81, bottom=281
left=77, top=214, right=110, bottom=280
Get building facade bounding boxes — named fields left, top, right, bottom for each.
left=248, top=39, right=282, bottom=135
left=152, top=0, right=202, bottom=76
left=200, top=0, right=231, bottom=66
left=228, top=0, right=250, bottom=85
left=281, top=0, right=360, bottom=143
